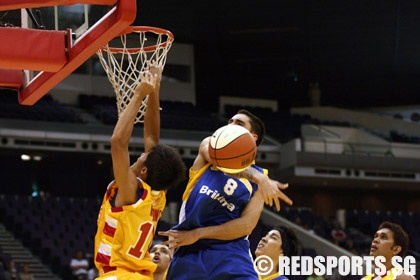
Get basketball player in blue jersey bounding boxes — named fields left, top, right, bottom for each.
left=93, top=65, right=186, bottom=280
left=160, top=110, right=293, bottom=280
left=228, top=110, right=292, bottom=211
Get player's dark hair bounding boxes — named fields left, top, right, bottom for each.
left=237, top=109, right=266, bottom=146
left=144, top=143, right=187, bottom=191
left=378, top=221, right=409, bottom=257
left=273, top=225, right=301, bottom=257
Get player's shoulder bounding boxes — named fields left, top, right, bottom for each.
left=361, top=274, right=373, bottom=280
left=396, top=272, right=416, bottom=280
left=251, top=164, right=267, bottom=175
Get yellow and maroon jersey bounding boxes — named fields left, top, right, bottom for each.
left=94, top=179, right=166, bottom=277
left=258, top=272, right=288, bottom=280
left=362, top=267, right=403, bottom=280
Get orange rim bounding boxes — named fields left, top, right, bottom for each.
left=101, top=26, right=174, bottom=54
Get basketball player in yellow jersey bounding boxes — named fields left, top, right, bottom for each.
left=362, top=221, right=416, bottom=280
left=94, top=64, right=186, bottom=280
left=254, top=225, right=300, bottom=280
left=150, top=243, right=172, bottom=280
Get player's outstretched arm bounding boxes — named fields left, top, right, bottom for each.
left=159, top=189, right=264, bottom=249
left=190, top=136, right=212, bottom=171
left=143, top=62, right=162, bottom=152
left=111, top=71, right=156, bottom=206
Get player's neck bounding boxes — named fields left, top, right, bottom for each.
left=374, top=261, right=396, bottom=278
left=153, top=272, right=165, bottom=280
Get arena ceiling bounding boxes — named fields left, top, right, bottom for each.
left=136, top=0, right=420, bottom=112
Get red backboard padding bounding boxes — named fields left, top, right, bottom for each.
left=0, top=69, right=23, bottom=88
left=0, top=27, right=67, bottom=72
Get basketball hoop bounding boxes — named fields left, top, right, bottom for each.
left=96, top=26, right=174, bottom=123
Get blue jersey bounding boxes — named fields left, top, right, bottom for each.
left=167, top=163, right=263, bottom=280
left=174, top=164, right=258, bottom=241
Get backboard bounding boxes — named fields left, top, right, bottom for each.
left=20, top=4, right=108, bottom=84
left=0, top=0, right=137, bottom=105
left=23, top=4, right=110, bottom=38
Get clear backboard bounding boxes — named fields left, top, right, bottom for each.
left=22, top=4, right=110, bottom=39
left=20, top=4, right=108, bottom=84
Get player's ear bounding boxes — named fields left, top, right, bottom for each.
left=140, top=166, right=148, bottom=178
left=392, top=245, right=402, bottom=255
left=252, top=133, right=258, bottom=143
left=278, top=249, right=285, bottom=257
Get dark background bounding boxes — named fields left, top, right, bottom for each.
left=135, top=0, right=420, bottom=112
left=3, top=1, right=420, bottom=112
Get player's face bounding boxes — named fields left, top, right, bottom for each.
left=228, top=113, right=253, bottom=131
left=131, top=152, right=149, bottom=178
left=228, top=114, right=258, bottom=143
left=370, top=228, right=398, bottom=259
left=255, top=230, right=283, bottom=260
left=150, top=244, right=171, bottom=271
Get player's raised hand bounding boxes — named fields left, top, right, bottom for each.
left=135, top=70, right=156, bottom=97
left=148, top=60, right=163, bottom=85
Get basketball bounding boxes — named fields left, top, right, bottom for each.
left=208, top=125, right=257, bottom=173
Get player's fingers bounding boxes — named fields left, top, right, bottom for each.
left=280, top=192, right=293, bottom=206
left=160, top=240, right=173, bottom=247
left=167, top=243, right=179, bottom=250
left=158, top=231, right=168, bottom=237
left=264, top=196, right=270, bottom=205
left=171, top=239, right=183, bottom=249
left=277, top=183, right=289, bottom=190
left=274, top=198, right=281, bottom=212
left=267, top=197, right=273, bottom=207
left=161, top=238, right=180, bottom=248
left=158, top=230, right=178, bottom=237
left=160, top=240, right=169, bottom=245
left=158, top=230, right=171, bottom=237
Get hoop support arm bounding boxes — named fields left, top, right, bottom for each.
left=16, top=0, right=136, bottom=105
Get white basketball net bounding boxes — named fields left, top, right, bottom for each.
left=96, top=27, right=173, bottom=123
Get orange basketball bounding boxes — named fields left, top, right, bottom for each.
left=208, top=125, right=257, bottom=173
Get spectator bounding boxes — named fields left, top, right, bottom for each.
left=4, top=259, right=18, bottom=280
left=330, top=222, right=347, bottom=247
left=70, top=250, right=89, bottom=280
left=87, top=257, right=98, bottom=280
left=18, top=263, right=34, bottom=280
left=304, top=223, right=315, bottom=235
